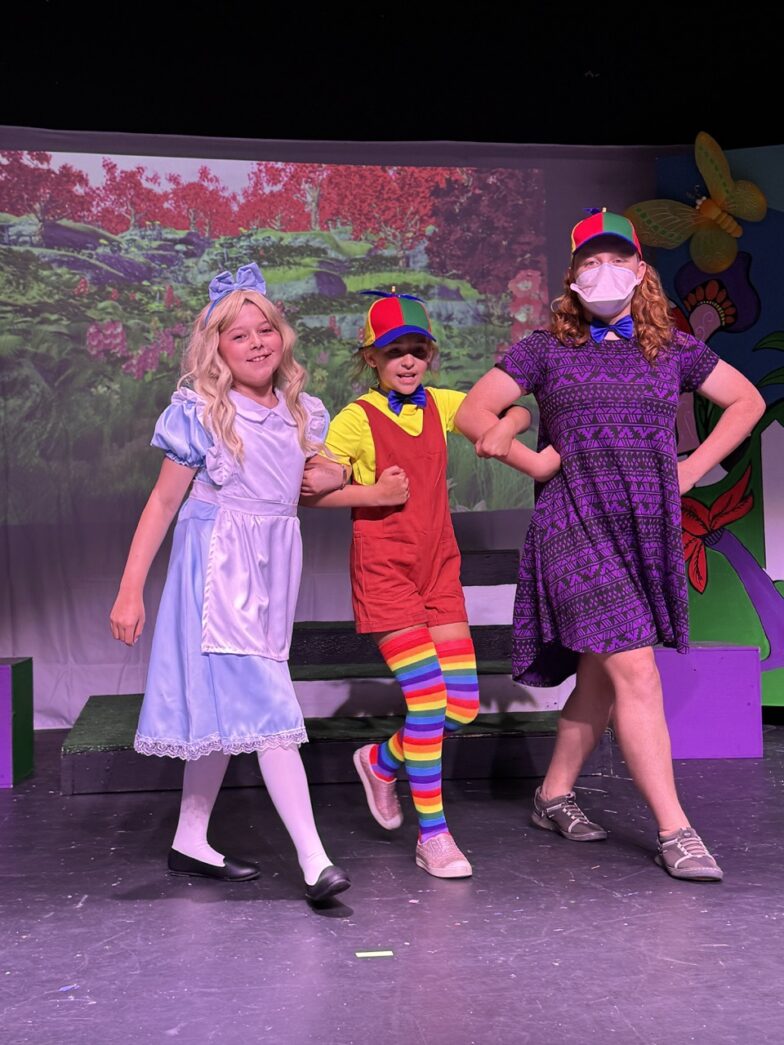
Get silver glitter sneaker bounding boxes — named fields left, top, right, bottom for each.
left=415, top=832, right=473, bottom=879
left=353, top=744, right=403, bottom=830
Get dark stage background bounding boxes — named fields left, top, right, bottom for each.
left=3, top=5, right=780, bottom=149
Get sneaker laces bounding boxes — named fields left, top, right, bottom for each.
left=671, top=830, right=711, bottom=859
left=549, top=794, right=590, bottom=824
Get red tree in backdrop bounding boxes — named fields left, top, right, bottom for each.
left=0, top=151, right=93, bottom=226
left=236, top=162, right=309, bottom=231
left=166, top=167, right=238, bottom=237
left=286, top=163, right=332, bottom=231
left=92, top=160, right=168, bottom=233
left=320, top=165, right=448, bottom=262
left=427, top=168, right=545, bottom=293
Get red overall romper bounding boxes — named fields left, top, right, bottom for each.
left=350, top=390, right=467, bottom=634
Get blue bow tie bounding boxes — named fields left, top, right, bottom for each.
left=386, top=385, right=427, bottom=415
left=590, top=315, right=635, bottom=341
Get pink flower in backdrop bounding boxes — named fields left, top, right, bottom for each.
left=120, top=324, right=189, bottom=379
left=508, top=269, right=547, bottom=343
left=86, top=320, right=128, bottom=358
left=122, top=346, right=160, bottom=379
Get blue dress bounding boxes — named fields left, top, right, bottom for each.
left=134, top=386, right=328, bottom=760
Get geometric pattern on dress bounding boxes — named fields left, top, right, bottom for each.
left=497, top=328, right=720, bottom=685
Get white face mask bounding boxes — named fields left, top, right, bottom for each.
left=570, top=263, right=642, bottom=320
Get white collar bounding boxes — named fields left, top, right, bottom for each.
left=229, top=387, right=297, bottom=426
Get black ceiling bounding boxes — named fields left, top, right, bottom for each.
left=5, top=5, right=779, bottom=149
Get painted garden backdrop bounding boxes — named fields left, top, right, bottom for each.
left=0, top=151, right=549, bottom=524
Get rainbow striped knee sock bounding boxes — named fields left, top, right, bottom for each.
left=370, top=627, right=448, bottom=841
left=436, top=637, right=480, bottom=734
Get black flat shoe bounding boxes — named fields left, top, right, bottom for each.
left=304, top=864, right=351, bottom=902
left=167, top=848, right=260, bottom=881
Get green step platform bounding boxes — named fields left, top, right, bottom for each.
left=1, top=658, right=34, bottom=788
left=61, top=693, right=614, bottom=795
left=61, top=611, right=614, bottom=795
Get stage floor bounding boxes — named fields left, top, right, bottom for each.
left=3, top=730, right=784, bottom=1045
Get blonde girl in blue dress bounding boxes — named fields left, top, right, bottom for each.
left=110, top=264, right=406, bottom=901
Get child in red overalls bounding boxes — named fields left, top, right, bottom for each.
left=322, top=292, right=557, bottom=877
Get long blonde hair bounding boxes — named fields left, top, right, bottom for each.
left=179, top=290, right=317, bottom=458
left=550, top=262, right=674, bottom=363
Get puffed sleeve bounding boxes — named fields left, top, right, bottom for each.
left=676, top=331, right=721, bottom=393
left=324, top=403, right=365, bottom=466
left=494, top=330, right=549, bottom=395
left=429, top=387, right=466, bottom=434
left=151, top=388, right=213, bottom=468
left=301, top=392, right=330, bottom=456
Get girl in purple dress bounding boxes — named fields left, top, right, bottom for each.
left=109, top=264, right=405, bottom=901
left=457, top=211, right=764, bottom=881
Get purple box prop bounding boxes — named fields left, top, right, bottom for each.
left=656, top=645, right=762, bottom=759
left=0, top=658, right=34, bottom=787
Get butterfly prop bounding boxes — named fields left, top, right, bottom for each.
left=625, top=132, right=767, bottom=274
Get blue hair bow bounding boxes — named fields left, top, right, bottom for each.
left=203, top=263, right=267, bottom=327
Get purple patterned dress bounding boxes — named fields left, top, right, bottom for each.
left=496, top=329, right=720, bottom=686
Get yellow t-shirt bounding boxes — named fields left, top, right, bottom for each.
left=325, top=387, right=466, bottom=486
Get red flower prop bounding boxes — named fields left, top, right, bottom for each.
left=681, top=467, right=753, bottom=592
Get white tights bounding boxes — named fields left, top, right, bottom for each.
left=171, top=746, right=332, bottom=885
left=172, top=751, right=229, bottom=867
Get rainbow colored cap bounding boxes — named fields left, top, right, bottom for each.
left=361, top=291, right=436, bottom=349
left=571, top=208, right=641, bottom=256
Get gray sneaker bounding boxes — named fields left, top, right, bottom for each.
left=531, top=786, right=608, bottom=841
left=655, top=828, right=724, bottom=881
